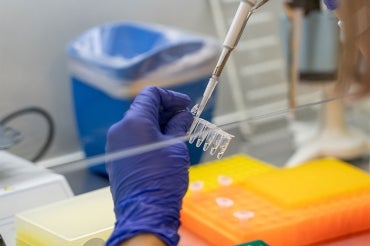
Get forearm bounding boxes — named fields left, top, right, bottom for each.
left=333, top=2, right=370, bottom=60
left=119, top=234, right=166, bottom=246
left=356, top=25, right=370, bottom=61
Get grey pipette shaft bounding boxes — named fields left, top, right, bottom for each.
left=194, top=0, right=257, bottom=119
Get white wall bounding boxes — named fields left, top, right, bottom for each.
left=0, top=0, right=217, bottom=160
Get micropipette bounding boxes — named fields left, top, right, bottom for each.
left=189, top=0, right=269, bottom=130
left=187, top=0, right=270, bottom=159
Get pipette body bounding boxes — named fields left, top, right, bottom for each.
left=192, top=0, right=257, bottom=121
left=187, top=0, right=269, bottom=158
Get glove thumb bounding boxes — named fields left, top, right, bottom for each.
left=165, top=110, right=193, bottom=137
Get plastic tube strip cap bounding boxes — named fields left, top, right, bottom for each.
left=188, top=117, right=234, bottom=159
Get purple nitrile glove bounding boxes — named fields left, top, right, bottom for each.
left=105, top=86, right=193, bottom=246
left=323, top=0, right=339, bottom=10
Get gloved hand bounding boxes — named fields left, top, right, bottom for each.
left=323, top=0, right=339, bottom=10
left=105, top=86, right=193, bottom=246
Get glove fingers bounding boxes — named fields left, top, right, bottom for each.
left=128, top=87, right=191, bottom=123
left=158, top=87, right=192, bottom=113
left=164, top=110, right=193, bottom=137
left=323, top=0, right=339, bottom=10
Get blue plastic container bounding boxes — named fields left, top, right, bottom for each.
left=67, top=22, right=220, bottom=176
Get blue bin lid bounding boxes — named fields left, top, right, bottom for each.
left=67, top=21, right=219, bottom=80
left=66, top=22, right=220, bottom=98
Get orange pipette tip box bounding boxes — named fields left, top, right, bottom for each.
left=181, top=155, right=370, bottom=246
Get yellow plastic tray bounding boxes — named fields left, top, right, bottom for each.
left=186, top=154, right=276, bottom=196
left=15, top=188, right=114, bottom=246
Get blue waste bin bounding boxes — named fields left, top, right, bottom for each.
left=66, top=21, right=220, bottom=176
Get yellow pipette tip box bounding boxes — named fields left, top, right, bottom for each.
left=15, top=187, right=114, bottom=246
left=243, top=157, right=370, bottom=208
left=186, top=154, right=276, bottom=196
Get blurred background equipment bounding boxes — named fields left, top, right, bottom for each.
left=0, top=126, right=22, bottom=151
left=0, top=107, right=54, bottom=162
left=280, top=0, right=370, bottom=166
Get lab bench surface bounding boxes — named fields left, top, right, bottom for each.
left=178, top=227, right=370, bottom=246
